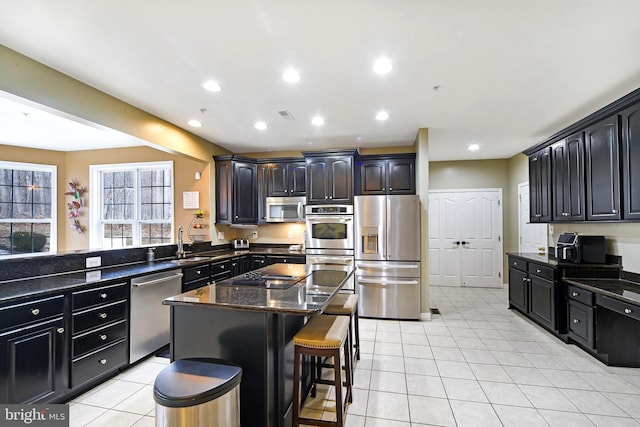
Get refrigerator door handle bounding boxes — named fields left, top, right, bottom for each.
left=356, top=263, right=419, bottom=269
left=358, top=278, right=420, bottom=285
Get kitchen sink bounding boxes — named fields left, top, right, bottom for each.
left=175, top=256, right=212, bottom=265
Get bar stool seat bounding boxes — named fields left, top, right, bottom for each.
left=324, top=294, right=360, bottom=363
left=293, top=315, right=352, bottom=427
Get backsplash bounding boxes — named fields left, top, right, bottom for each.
left=551, top=223, right=640, bottom=274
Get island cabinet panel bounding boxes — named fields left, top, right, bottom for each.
left=621, top=104, right=640, bottom=220
left=551, top=133, right=585, bottom=221
left=171, top=305, right=305, bottom=427
left=529, top=148, right=552, bottom=222
left=585, top=115, right=621, bottom=221
left=0, top=316, right=66, bottom=404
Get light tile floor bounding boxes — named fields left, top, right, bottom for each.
left=69, top=286, right=640, bottom=426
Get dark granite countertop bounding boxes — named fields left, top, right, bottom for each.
left=163, top=263, right=354, bottom=315
left=506, top=252, right=621, bottom=269
left=0, top=247, right=307, bottom=304
left=564, top=278, right=640, bottom=306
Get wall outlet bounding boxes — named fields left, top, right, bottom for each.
left=252, top=231, right=258, bottom=239
left=85, top=256, right=101, bottom=268
left=287, top=231, right=293, bottom=238
left=217, top=231, right=224, bottom=240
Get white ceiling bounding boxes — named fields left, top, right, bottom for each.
left=1, top=0, right=640, bottom=160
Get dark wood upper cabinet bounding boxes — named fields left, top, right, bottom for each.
left=529, top=148, right=552, bottom=222
left=256, top=162, right=269, bottom=224
left=303, top=151, right=355, bottom=204
left=214, top=155, right=257, bottom=224
left=357, top=154, right=416, bottom=195
left=267, top=160, right=306, bottom=197
left=551, top=132, right=585, bottom=221
left=585, top=116, right=621, bottom=221
left=621, top=104, right=640, bottom=220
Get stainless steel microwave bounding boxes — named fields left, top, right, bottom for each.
left=265, top=196, right=306, bottom=223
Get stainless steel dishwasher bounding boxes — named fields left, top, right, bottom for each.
left=130, top=269, right=183, bottom=363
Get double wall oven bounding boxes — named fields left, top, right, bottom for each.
left=305, top=205, right=354, bottom=292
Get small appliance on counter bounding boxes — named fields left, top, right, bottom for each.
left=555, top=232, right=606, bottom=264
left=233, top=238, right=249, bottom=250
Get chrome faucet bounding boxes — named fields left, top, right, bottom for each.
left=176, top=225, right=185, bottom=258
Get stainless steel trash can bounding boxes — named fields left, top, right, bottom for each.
left=154, top=358, right=242, bottom=427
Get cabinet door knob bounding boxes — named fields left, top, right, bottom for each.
left=99, top=313, right=107, bottom=319
left=57, top=328, right=65, bottom=334
left=285, top=189, right=288, bottom=193
left=99, top=359, right=107, bottom=365
left=382, top=188, right=385, bottom=191
left=100, top=334, right=108, bottom=340
left=624, top=308, right=633, bottom=314
left=31, top=308, right=40, bottom=316
left=235, top=215, right=239, bottom=219
left=100, top=293, right=107, bottom=299
left=573, top=319, right=581, bottom=324
left=572, top=292, right=579, bottom=297
left=513, top=261, right=517, bottom=265
left=612, top=209, right=618, bottom=214
left=325, top=196, right=328, bottom=199
left=389, top=187, right=393, bottom=191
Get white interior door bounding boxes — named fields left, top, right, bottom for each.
left=429, top=189, right=503, bottom=288
left=518, top=182, right=548, bottom=253
left=428, top=193, right=461, bottom=287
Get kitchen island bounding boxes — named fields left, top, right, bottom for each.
left=163, top=263, right=354, bottom=427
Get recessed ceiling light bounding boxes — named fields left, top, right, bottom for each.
left=373, top=57, right=393, bottom=75
left=468, top=144, right=480, bottom=151
left=188, top=119, right=202, bottom=127
left=282, top=68, right=301, bottom=83
left=376, top=111, right=389, bottom=121
left=311, top=116, right=325, bottom=126
left=356, top=136, right=362, bottom=141
left=202, top=80, right=222, bottom=92
left=254, top=121, right=267, bottom=130
left=307, top=141, right=313, bottom=145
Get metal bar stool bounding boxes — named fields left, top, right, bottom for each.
left=324, top=293, right=360, bottom=367
left=293, top=315, right=352, bottom=427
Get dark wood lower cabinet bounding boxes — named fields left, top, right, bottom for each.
left=508, top=267, right=528, bottom=312
left=0, top=316, right=66, bottom=403
left=529, top=276, right=556, bottom=330
left=567, top=299, right=594, bottom=349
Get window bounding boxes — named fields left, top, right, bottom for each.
left=0, top=161, right=57, bottom=257
left=90, top=162, right=173, bottom=249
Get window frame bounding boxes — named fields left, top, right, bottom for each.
left=0, top=160, right=57, bottom=259
left=89, top=161, right=174, bottom=249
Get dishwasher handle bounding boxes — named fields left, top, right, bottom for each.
left=357, top=278, right=419, bottom=286
left=132, top=272, right=183, bottom=287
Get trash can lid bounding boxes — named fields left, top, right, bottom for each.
left=153, top=358, right=242, bottom=408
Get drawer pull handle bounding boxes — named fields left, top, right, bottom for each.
left=572, top=292, right=579, bottom=297
left=99, top=359, right=107, bottom=365
left=100, top=293, right=108, bottom=299
left=196, top=270, right=201, bottom=275
left=99, top=313, right=107, bottom=319
left=513, top=262, right=517, bottom=265
left=573, top=319, right=580, bottom=323
left=220, top=265, right=225, bottom=269
left=624, top=308, right=633, bottom=314
left=100, top=334, right=107, bottom=341
left=57, top=328, right=65, bottom=334
left=536, top=269, right=541, bottom=273
left=31, top=308, right=40, bottom=316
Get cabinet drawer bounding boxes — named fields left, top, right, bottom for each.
left=183, top=277, right=210, bottom=292
left=72, top=320, right=127, bottom=358
left=528, top=263, right=554, bottom=281
left=0, top=295, right=64, bottom=331
left=72, top=301, right=127, bottom=334
left=72, top=282, right=128, bottom=311
left=71, top=339, right=128, bottom=388
left=182, top=264, right=211, bottom=283
left=266, top=255, right=306, bottom=264
left=210, top=260, right=232, bottom=282
left=509, top=257, right=527, bottom=271
left=567, top=285, right=593, bottom=306
left=597, top=294, right=640, bottom=321
left=568, top=299, right=594, bottom=348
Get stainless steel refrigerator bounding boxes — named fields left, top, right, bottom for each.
left=354, top=195, right=421, bottom=319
